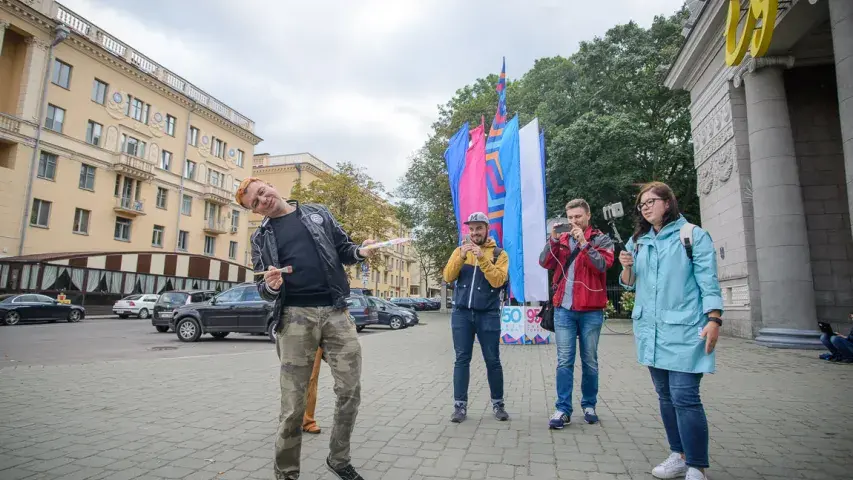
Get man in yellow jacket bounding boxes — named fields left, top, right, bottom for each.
left=443, top=212, right=510, bottom=423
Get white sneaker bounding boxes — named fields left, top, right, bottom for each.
left=652, top=452, right=688, bottom=479
left=685, top=467, right=707, bottom=480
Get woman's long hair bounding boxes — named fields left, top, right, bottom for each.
left=631, top=182, right=681, bottom=242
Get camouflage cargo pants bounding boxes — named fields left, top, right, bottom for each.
left=274, top=306, right=362, bottom=480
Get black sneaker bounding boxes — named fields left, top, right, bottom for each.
left=451, top=404, right=467, bottom=423
left=326, top=456, right=364, bottom=480
left=493, top=402, right=510, bottom=421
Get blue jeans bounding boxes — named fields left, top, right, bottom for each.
left=554, top=308, right=604, bottom=416
left=451, top=308, right=503, bottom=405
left=821, top=333, right=853, bottom=359
left=649, top=367, right=709, bottom=469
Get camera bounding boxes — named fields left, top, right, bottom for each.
left=602, top=202, right=624, bottom=221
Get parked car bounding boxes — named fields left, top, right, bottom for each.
left=415, top=297, right=440, bottom=310
left=112, top=294, right=159, bottom=319
left=366, top=296, right=418, bottom=330
left=151, top=290, right=214, bottom=333
left=349, top=288, right=374, bottom=296
left=0, top=293, right=85, bottom=325
left=346, top=296, right=379, bottom=332
left=169, top=283, right=276, bottom=343
left=390, top=297, right=428, bottom=311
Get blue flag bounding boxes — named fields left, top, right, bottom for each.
left=444, top=122, right=469, bottom=243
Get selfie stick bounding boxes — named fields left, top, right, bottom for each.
left=602, top=202, right=625, bottom=246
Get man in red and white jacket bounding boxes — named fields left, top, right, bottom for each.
left=539, top=198, right=614, bottom=429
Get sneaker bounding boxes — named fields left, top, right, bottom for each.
left=548, top=410, right=570, bottom=429
left=493, top=402, right=510, bottom=421
left=583, top=407, right=599, bottom=424
left=450, top=404, right=467, bottom=423
left=652, top=452, right=688, bottom=479
left=326, top=456, right=364, bottom=480
left=685, top=467, right=707, bottom=480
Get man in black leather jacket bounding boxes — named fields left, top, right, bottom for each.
left=237, top=177, right=376, bottom=480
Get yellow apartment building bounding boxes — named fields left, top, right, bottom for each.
left=0, top=1, right=261, bottom=309
left=250, top=153, right=417, bottom=299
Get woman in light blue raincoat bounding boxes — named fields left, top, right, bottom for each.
left=619, top=182, right=723, bottom=480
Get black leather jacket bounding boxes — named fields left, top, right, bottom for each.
left=251, top=200, right=364, bottom=317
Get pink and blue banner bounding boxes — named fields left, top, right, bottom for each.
left=459, top=122, right=487, bottom=237
left=485, top=58, right=508, bottom=246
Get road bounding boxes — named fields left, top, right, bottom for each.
left=0, top=317, right=391, bottom=368
left=1, top=313, right=852, bottom=480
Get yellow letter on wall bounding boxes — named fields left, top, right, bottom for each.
left=724, top=0, right=779, bottom=66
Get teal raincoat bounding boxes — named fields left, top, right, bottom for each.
left=620, top=215, right=723, bottom=374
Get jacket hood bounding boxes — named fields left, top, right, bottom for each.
left=477, top=237, right=498, bottom=249
left=639, top=215, right=687, bottom=242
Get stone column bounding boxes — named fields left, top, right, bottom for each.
left=17, top=37, right=49, bottom=121
left=732, top=56, right=822, bottom=348
left=828, top=0, right=853, bottom=238
left=0, top=21, right=9, bottom=56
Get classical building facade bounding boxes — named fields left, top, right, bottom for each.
left=250, top=153, right=416, bottom=299
left=0, top=0, right=260, bottom=308
left=665, top=0, right=853, bottom=347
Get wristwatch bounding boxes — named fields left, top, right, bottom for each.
left=708, top=317, right=722, bottom=326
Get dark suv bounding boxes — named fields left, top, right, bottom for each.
left=170, top=283, right=276, bottom=343
left=152, top=290, right=214, bottom=332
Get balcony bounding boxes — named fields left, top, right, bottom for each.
left=114, top=196, right=145, bottom=216
left=204, top=218, right=228, bottom=235
left=112, top=153, right=155, bottom=181
left=0, top=113, right=22, bottom=135
left=203, top=184, right=233, bottom=205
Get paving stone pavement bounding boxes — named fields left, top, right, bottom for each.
left=1, top=312, right=852, bottom=480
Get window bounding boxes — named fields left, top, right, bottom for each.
left=241, top=287, right=262, bottom=302
left=156, top=187, right=168, bottom=209
left=165, top=115, right=176, bottom=136
left=204, top=201, right=220, bottom=222
left=189, top=126, right=199, bottom=146
left=114, top=174, right=120, bottom=196
left=73, top=208, right=90, bottom=234
left=177, top=230, right=189, bottom=251
left=152, top=225, right=164, bottom=247
left=183, top=159, right=196, bottom=180
left=236, top=149, right=245, bottom=167
left=51, top=59, right=72, bottom=89
left=85, top=120, right=102, bottom=146
left=204, top=235, right=215, bottom=256
left=120, top=134, right=146, bottom=158
left=37, top=152, right=57, bottom=180
left=212, top=138, right=225, bottom=159
left=45, top=104, right=65, bottom=132
left=78, top=164, right=96, bottom=190
left=114, top=217, right=131, bottom=241
left=181, top=194, right=192, bottom=216
left=229, top=241, right=238, bottom=260
left=160, top=150, right=172, bottom=171
left=126, top=96, right=150, bottom=123
left=231, top=210, right=240, bottom=231
left=91, top=79, right=108, bottom=104
left=209, top=169, right=221, bottom=187
left=30, top=199, right=51, bottom=227
left=215, top=287, right=244, bottom=304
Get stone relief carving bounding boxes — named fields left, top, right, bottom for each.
left=730, top=55, right=796, bottom=88
left=149, top=143, right=160, bottom=165
left=697, top=142, right=737, bottom=196
left=197, top=131, right=210, bottom=159
left=148, top=110, right=165, bottom=138
left=106, top=91, right=127, bottom=120
left=25, top=37, right=49, bottom=51
left=104, top=125, right=119, bottom=152
left=692, top=97, right=734, bottom=167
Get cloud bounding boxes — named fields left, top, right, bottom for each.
left=59, top=0, right=684, bottom=190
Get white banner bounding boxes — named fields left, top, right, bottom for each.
left=519, top=119, right=549, bottom=302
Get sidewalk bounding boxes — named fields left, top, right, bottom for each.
left=0, top=312, right=851, bottom=479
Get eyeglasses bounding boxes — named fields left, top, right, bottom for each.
left=637, top=198, right=664, bottom=211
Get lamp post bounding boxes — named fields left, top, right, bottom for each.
left=17, top=24, right=71, bottom=256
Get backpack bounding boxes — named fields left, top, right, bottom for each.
left=633, top=223, right=698, bottom=261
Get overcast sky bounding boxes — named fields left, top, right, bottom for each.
left=61, top=0, right=684, bottom=191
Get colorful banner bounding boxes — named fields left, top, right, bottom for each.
left=485, top=58, right=508, bottom=246
left=459, top=122, right=488, bottom=237
left=499, top=116, right=523, bottom=300
left=500, top=306, right=552, bottom=344
left=444, top=122, right=470, bottom=243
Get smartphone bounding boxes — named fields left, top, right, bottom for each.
left=553, top=223, right=571, bottom=234
left=463, top=234, right=472, bottom=244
